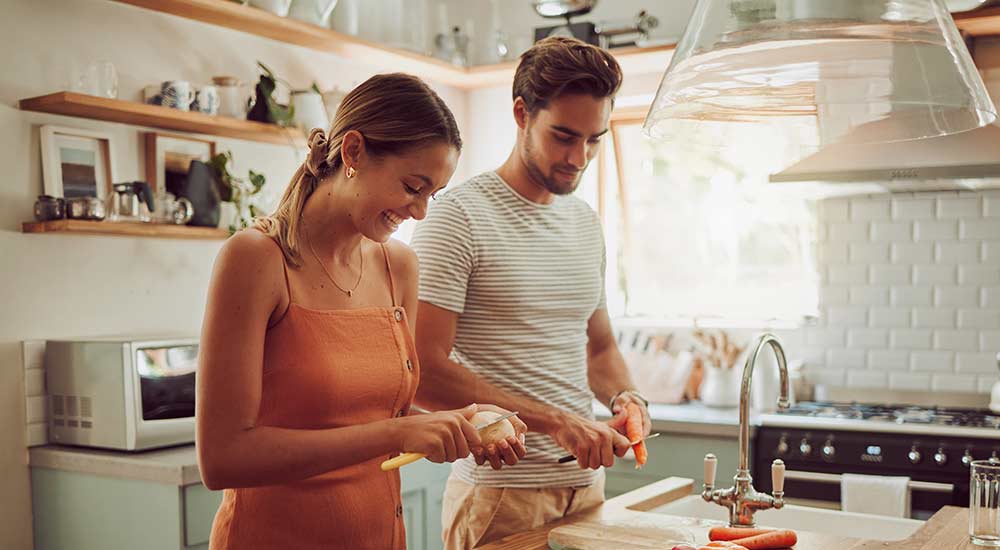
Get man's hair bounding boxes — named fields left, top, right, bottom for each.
left=512, top=36, right=623, bottom=113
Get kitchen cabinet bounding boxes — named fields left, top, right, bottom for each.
left=604, top=433, right=743, bottom=499
left=30, top=459, right=451, bottom=550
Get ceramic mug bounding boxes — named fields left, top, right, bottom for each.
left=192, top=85, right=220, bottom=115
left=159, top=80, right=195, bottom=111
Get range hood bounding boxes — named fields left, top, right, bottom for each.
left=770, top=123, right=1000, bottom=193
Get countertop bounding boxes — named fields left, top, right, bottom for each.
left=29, top=444, right=201, bottom=486
left=595, top=401, right=757, bottom=438
left=479, top=477, right=977, bottom=550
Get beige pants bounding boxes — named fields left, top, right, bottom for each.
left=440, top=472, right=606, bottom=550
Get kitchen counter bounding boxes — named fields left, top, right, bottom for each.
left=595, top=401, right=757, bottom=438
left=29, top=444, right=201, bottom=486
left=479, top=477, right=977, bottom=549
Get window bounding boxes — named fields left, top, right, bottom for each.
left=598, top=113, right=819, bottom=324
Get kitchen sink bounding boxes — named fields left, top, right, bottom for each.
left=651, top=495, right=925, bottom=541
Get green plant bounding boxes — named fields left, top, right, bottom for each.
left=247, top=61, right=295, bottom=127
left=208, top=151, right=266, bottom=233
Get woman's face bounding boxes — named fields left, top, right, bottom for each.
left=348, top=141, right=459, bottom=242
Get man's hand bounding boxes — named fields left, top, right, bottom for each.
left=610, top=392, right=651, bottom=439
left=551, top=413, right=632, bottom=470
left=470, top=404, right=528, bottom=470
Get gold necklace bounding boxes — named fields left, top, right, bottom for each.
left=304, top=220, right=364, bottom=298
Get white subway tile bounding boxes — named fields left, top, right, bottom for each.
left=801, top=348, right=827, bottom=367
left=851, top=199, right=891, bottom=221
left=981, top=330, right=1000, bottom=351
left=821, top=199, right=850, bottom=222
left=807, top=367, right=846, bottom=387
left=850, top=243, right=890, bottom=264
left=961, top=220, right=1000, bottom=240
left=936, top=242, right=981, bottom=264
left=829, top=222, right=870, bottom=243
left=871, top=265, right=911, bottom=285
left=26, top=396, right=46, bottom=424
left=820, top=286, right=849, bottom=306
left=933, top=329, right=979, bottom=351
left=959, top=309, right=1000, bottom=329
left=913, top=265, right=956, bottom=285
left=818, top=223, right=828, bottom=243
left=868, top=349, right=910, bottom=370
left=848, top=328, right=889, bottom=348
left=937, top=197, right=981, bottom=219
left=827, top=306, right=869, bottom=326
left=891, top=243, right=934, bottom=264
left=890, top=287, right=932, bottom=307
left=979, top=377, right=996, bottom=393
left=986, top=242, right=1000, bottom=265
left=936, top=286, right=980, bottom=307
left=913, top=307, right=956, bottom=328
left=805, top=328, right=847, bottom=347
left=24, top=369, right=44, bottom=397
left=960, top=266, right=1000, bottom=285
left=827, top=349, right=868, bottom=369
left=914, top=220, right=958, bottom=242
left=889, top=372, right=932, bottom=391
left=892, top=197, right=935, bottom=220
left=871, top=307, right=912, bottom=328
left=986, top=195, right=1000, bottom=218
left=828, top=265, right=869, bottom=285
left=819, top=243, right=849, bottom=264
left=984, top=287, right=1000, bottom=308
left=21, top=340, right=44, bottom=371
left=931, top=375, right=977, bottom=393
left=847, top=370, right=890, bottom=388
left=872, top=222, right=913, bottom=242
left=957, top=352, right=998, bottom=374
left=850, top=286, right=889, bottom=306
left=911, top=350, right=955, bottom=371
left=25, top=423, right=47, bottom=447
left=890, top=329, right=933, bottom=349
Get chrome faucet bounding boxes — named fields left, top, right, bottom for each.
left=702, top=333, right=791, bottom=527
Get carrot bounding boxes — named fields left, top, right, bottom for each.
left=709, top=527, right=776, bottom=541
left=730, top=529, right=797, bottom=549
left=625, top=402, right=647, bottom=468
left=701, top=544, right=748, bottom=550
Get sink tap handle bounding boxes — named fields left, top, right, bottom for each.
left=704, top=453, right=718, bottom=489
left=771, top=459, right=785, bottom=496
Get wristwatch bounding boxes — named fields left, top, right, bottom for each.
left=609, top=389, right=649, bottom=411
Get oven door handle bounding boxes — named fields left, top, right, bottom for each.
left=783, top=470, right=954, bottom=494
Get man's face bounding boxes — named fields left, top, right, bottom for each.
left=520, top=93, right=612, bottom=195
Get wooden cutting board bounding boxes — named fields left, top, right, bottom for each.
left=548, top=516, right=696, bottom=549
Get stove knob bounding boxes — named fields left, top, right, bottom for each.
left=822, top=440, right=836, bottom=461
left=799, top=438, right=813, bottom=457
left=776, top=436, right=789, bottom=456
left=962, top=451, right=974, bottom=468
left=933, top=449, right=947, bottom=466
left=908, top=446, right=922, bottom=465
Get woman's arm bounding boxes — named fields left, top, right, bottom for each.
left=196, top=232, right=480, bottom=490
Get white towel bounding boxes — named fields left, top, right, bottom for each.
left=841, top=473, right=911, bottom=518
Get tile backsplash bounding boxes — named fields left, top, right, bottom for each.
left=22, top=340, right=47, bottom=447
left=801, top=190, right=1000, bottom=393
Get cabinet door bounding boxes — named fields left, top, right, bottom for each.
left=400, top=461, right=451, bottom=550
left=604, top=433, right=743, bottom=498
left=182, top=483, right=224, bottom=548
left=402, top=487, right=427, bottom=550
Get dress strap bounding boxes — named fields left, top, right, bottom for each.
left=379, top=243, right=398, bottom=307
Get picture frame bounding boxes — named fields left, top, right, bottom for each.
left=40, top=125, right=116, bottom=199
left=144, top=132, right=216, bottom=197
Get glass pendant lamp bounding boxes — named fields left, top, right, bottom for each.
left=643, top=0, right=997, bottom=157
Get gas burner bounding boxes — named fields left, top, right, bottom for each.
left=776, top=401, right=1000, bottom=428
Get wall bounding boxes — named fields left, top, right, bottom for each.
left=0, top=1, right=469, bottom=548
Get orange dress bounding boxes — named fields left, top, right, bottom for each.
left=209, top=243, right=418, bottom=550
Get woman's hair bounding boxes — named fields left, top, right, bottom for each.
left=512, top=36, right=623, bottom=114
left=255, top=73, right=462, bottom=267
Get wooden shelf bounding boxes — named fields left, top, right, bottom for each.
left=22, top=219, right=230, bottom=240
left=111, top=0, right=677, bottom=90
left=19, top=92, right=305, bottom=146
left=954, top=6, right=1000, bottom=37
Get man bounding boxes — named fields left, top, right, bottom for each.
left=410, top=36, right=652, bottom=549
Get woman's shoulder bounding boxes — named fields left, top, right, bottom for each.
left=381, top=238, right=418, bottom=280
left=214, top=229, right=287, bottom=285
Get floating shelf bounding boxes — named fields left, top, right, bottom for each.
left=110, top=0, right=679, bottom=89
left=954, top=6, right=1000, bottom=37
left=22, top=219, right=230, bottom=240
left=19, top=92, right=305, bottom=146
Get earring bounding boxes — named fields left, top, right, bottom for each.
left=345, top=166, right=357, bottom=179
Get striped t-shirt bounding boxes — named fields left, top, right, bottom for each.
left=410, top=171, right=606, bottom=488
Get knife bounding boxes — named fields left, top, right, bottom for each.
left=556, top=432, right=661, bottom=464
left=380, top=410, right=520, bottom=471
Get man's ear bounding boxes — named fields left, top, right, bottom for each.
left=340, top=130, right=366, bottom=171
left=513, top=97, right=529, bottom=130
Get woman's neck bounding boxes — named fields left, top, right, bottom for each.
left=300, top=185, right=365, bottom=265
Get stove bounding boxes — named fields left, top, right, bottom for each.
left=754, top=401, right=998, bottom=519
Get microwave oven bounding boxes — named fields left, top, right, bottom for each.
left=45, top=337, right=198, bottom=451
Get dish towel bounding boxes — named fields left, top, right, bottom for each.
left=841, top=473, right=911, bottom=518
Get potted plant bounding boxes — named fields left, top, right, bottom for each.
left=208, top=151, right=266, bottom=233
left=246, top=61, right=295, bottom=127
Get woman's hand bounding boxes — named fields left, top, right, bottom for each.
left=394, top=404, right=483, bottom=463
left=470, top=404, right=528, bottom=470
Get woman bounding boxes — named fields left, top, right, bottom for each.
left=196, top=73, right=527, bottom=550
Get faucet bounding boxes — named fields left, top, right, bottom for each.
left=702, top=333, right=791, bottom=527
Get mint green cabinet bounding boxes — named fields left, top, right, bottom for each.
left=400, top=460, right=452, bottom=550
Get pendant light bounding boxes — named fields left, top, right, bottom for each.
left=642, top=0, right=997, bottom=155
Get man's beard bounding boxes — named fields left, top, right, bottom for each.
left=523, top=133, right=583, bottom=196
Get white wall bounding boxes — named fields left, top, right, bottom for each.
left=0, top=1, right=469, bottom=547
